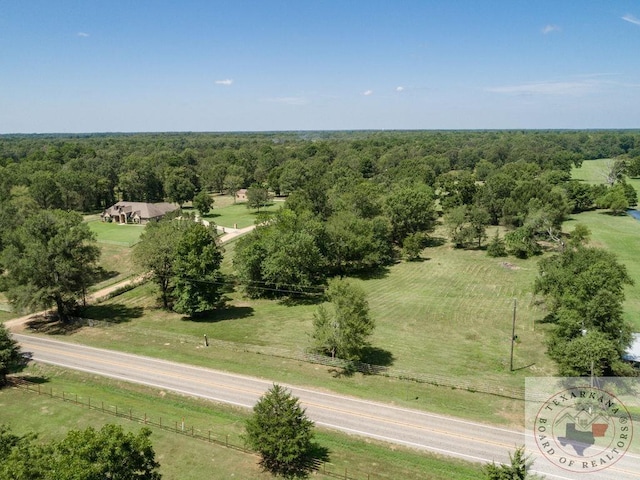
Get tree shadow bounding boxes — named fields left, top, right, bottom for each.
left=351, top=265, right=390, bottom=280
left=329, top=347, right=395, bottom=379
left=598, top=210, right=626, bottom=217
left=405, top=256, right=430, bottom=262
left=537, top=313, right=557, bottom=324
left=424, top=236, right=447, bottom=247
left=81, top=304, right=144, bottom=324
left=16, top=374, right=49, bottom=384
left=184, top=305, right=255, bottom=323
left=279, top=295, right=324, bottom=307
left=303, top=443, right=331, bottom=477
left=91, top=266, right=120, bottom=284
left=360, top=346, right=395, bottom=368
left=26, top=315, right=83, bottom=335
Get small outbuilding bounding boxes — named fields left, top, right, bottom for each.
left=102, top=201, right=179, bottom=224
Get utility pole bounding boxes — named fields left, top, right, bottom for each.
left=510, top=299, right=517, bottom=372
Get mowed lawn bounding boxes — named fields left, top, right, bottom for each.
left=66, top=224, right=553, bottom=426
left=201, top=201, right=281, bottom=229
left=87, top=218, right=145, bottom=246
left=570, top=158, right=640, bottom=330
left=1, top=364, right=481, bottom=480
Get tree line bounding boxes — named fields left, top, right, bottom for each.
left=1, top=130, right=639, bottom=214
left=1, top=130, right=639, bottom=376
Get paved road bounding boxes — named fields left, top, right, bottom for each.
left=13, top=334, right=639, bottom=479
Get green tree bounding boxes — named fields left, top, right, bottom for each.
left=535, top=246, right=634, bottom=376
left=1, top=210, right=100, bottom=322
left=171, top=222, right=223, bottom=316
left=0, top=424, right=161, bottom=480
left=486, top=230, right=507, bottom=258
left=163, top=166, right=197, bottom=206
left=244, top=384, right=316, bottom=478
left=384, top=184, right=437, bottom=244
left=54, top=425, right=161, bottom=480
left=0, top=324, right=23, bottom=386
left=325, top=211, right=392, bottom=274
left=311, top=278, right=374, bottom=361
left=504, top=226, right=540, bottom=259
left=234, top=209, right=327, bottom=297
left=597, top=185, right=629, bottom=215
left=135, top=220, right=223, bottom=314
left=135, top=221, right=178, bottom=309
left=246, top=183, right=270, bottom=211
left=28, top=171, right=63, bottom=210
left=402, top=232, right=424, bottom=261
left=482, top=446, right=538, bottom=479
left=192, top=190, right=213, bottom=215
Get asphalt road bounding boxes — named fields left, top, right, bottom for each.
left=13, top=334, right=640, bottom=479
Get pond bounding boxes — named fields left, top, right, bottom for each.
left=627, top=209, right=640, bottom=221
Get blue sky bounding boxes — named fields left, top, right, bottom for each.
left=1, top=1, right=640, bottom=133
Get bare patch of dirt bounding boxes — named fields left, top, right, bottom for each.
left=500, top=262, right=520, bottom=270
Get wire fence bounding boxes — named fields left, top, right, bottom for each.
left=81, top=317, right=527, bottom=400
left=8, top=377, right=375, bottom=480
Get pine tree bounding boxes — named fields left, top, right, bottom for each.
left=244, top=384, right=315, bottom=478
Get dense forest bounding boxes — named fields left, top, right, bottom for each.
left=0, top=130, right=639, bottom=213
left=1, top=130, right=639, bottom=376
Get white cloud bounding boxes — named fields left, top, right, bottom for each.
left=363, top=90, right=373, bottom=96
left=487, top=81, right=598, bottom=96
left=396, top=86, right=405, bottom=92
left=541, top=24, right=561, bottom=34
left=622, top=13, right=640, bottom=26
left=77, top=32, right=89, bottom=37
left=215, top=79, right=233, bottom=86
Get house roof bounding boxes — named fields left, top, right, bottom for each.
left=103, top=202, right=179, bottom=219
left=623, top=333, right=640, bottom=363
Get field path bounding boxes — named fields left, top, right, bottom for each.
left=5, top=224, right=256, bottom=333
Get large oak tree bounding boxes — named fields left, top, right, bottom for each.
left=1, top=209, right=100, bottom=322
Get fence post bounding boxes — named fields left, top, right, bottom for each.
left=75, top=394, right=78, bottom=404
left=115, top=405, right=118, bottom=416
left=144, top=413, right=147, bottom=424
left=191, top=426, right=194, bottom=436
left=208, top=431, right=211, bottom=442
left=62, top=392, right=65, bottom=401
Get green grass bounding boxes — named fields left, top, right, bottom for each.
left=0, top=292, right=17, bottom=322
left=202, top=198, right=282, bottom=229
left=87, top=219, right=145, bottom=246
left=1, top=364, right=482, bottom=480
left=57, top=224, right=550, bottom=426
left=570, top=159, right=640, bottom=330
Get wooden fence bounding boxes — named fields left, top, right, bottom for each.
left=8, top=378, right=375, bottom=480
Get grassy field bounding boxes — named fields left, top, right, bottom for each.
left=87, top=218, right=146, bottom=246
left=0, top=364, right=482, bottom=480
left=56, top=218, right=550, bottom=427
left=570, top=158, right=640, bottom=330
left=200, top=195, right=282, bottom=229
left=571, top=158, right=640, bottom=192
